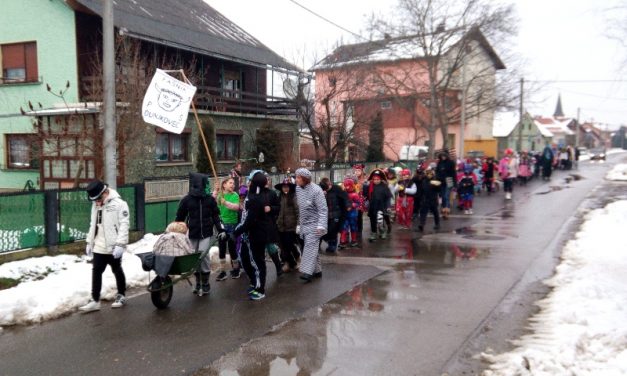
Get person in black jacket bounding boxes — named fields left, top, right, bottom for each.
left=435, top=150, right=456, bottom=219
left=175, top=173, right=225, bottom=296
left=418, top=167, right=441, bottom=231
left=233, top=170, right=273, bottom=300
left=319, top=177, right=349, bottom=253
left=261, top=178, right=283, bottom=277
left=411, top=167, right=425, bottom=221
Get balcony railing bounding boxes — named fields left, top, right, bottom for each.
left=79, top=76, right=297, bottom=117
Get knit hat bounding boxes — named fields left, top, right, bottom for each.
left=295, top=168, right=312, bottom=179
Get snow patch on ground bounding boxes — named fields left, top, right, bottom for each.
left=606, top=163, right=627, bottom=181
left=0, top=232, right=220, bottom=328
left=481, top=200, right=627, bottom=375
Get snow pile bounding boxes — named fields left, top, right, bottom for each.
left=0, top=234, right=157, bottom=327
left=606, top=163, right=627, bottom=181
left=0, top=233, right=221, bottom=328
left=481, top=200, right=627, bottom=375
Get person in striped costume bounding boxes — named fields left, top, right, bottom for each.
left=295, top=168, right=328, bottom=283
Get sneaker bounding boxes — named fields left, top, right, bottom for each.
left=79, top=299, right=101, bottom=312
left=216, top=271, right=228, bottom=281
left=202, top=284, right=211, bottom=294
left=464, top=210, right=469, bottom=215
left=249, top=290, right=266, bottom=301
left=247, top=285, right=256, bottom=294
left=338, top=243, right=348, bottom=249
left=468, top=209, right=473, bottom=215
left=230, top=268, right=241, bottom=279
left=380, top=232, right=387, bottom=239
left=192, top=283, right=200, bottom=294
left=350, top=242, right=359, bottom=248
left=111, top=294, right=126, bottom=308
left=369, top=233, right=377, bottom=241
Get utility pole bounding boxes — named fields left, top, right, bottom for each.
left=575, top=107, right=580, bottom=148
left=103, top=0, right=117, bottom=188
left=459, top=56, right=466, bottom=159
left=516, top=78, right=524, bottom=152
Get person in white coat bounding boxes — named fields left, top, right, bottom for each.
left=79, top=180, right=130, bottom=312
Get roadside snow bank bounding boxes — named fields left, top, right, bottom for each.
left=606, top=163, right=627, bottom=181
left=481, top=200, right=627, bottom=375
left=0, top=234, right=157, bottom=327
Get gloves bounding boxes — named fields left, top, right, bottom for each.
left=112, top=245, right=124, bottom=259
left=295, top=225, right=301, bottom=235
left=85, top=244, right=93, bottom=257
left=217, top=232, right=228, bottom=242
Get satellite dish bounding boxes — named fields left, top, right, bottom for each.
left=282, top=77, right=299, bottom=100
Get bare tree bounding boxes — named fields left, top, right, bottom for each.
left=366, top=0, right=520, bottom=156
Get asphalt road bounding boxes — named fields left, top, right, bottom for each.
left=0, top=154, right=624, bottom=376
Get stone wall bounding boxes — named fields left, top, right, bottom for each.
left=123, top=111, right=299, bottom=183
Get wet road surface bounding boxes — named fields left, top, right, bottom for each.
left=197, top=155, right=626, bottom=376
left=0, top=155, right=625, bottom=376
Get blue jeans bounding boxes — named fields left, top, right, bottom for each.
left=441, top=185, right=452, bottom=209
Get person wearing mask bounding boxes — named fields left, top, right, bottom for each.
left=319, top=177, right=349, bottom=254
left=233, top=170, right=274, bottom=300
left=295, top=168, right=328, bottom=283
left=435, top=150, right=456, bottom=219
left=79, top=180, right=130, bottom=312
left=175, top=173, right=226, bottom=296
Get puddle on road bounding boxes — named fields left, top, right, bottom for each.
left=196, top=247, right=492, bottom=376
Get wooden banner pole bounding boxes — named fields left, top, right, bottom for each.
left=178, top=70, right=219, bottom=187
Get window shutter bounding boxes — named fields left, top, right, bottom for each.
left=25, top=42, right=38, bottom=81
left=2, top=43, right=25, bottom=69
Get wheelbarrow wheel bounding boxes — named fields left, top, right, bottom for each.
left=150, top=276, right=173, bottom=309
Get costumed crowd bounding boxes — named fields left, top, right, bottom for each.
left=78, top=144, right=570, bottom=309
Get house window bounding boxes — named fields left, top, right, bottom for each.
left=155, top=133, right=189, bottom=162
left=6, top=134, right=39, bottom=169
left=222, top=70, right=241, bottom=98
left=216, top=134, right=240, bottom=161
left=1, top=42, right=38, bottom=84
left=380, top=101, right=392, bottom=110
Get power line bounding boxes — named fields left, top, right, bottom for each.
left=286, top=0, right=367, bottom=41
left=527, top=79, right=627, bottom=83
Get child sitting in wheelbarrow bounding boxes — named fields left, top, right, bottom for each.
left=153, top=221, right=194, bottom=257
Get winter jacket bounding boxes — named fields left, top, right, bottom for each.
left=498, top=157, right=519, bottom=179
left=86, top=188, right=130, bottom=254
left=233, top=188, right=276, bottom=244
left=364, top=182, right=392, bottom=216
left=277, top=192, right=299, bottom=232
left=436, top=158, right=457, bottom=187
left=325, top=184, right=349, bottom=222
left=420, top=177, right=441, bottom=206
left=260, top=189, right=280, bottom=243
left=457, top=175, right=476, bottom=196
left=395, top=178, right=417, bottom=197
left=175, top=173, right=223, bottom=239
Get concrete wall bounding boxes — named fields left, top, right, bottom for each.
left=0, top=0, right=79, bottom=190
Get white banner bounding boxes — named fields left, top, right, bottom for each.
left=141, top=69, right=196, bottom=134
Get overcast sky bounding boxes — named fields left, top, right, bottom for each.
left=206, top=0, right=627, bottom=130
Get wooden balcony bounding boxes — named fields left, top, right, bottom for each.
left=79, top=76, right=298, bottom=117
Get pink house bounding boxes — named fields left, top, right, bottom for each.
left=310, top=29, right=505, bottom=161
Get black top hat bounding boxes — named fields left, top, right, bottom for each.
left=86, top=180, right=108, bottom=201
left=274, top=178, right=296, bottom=192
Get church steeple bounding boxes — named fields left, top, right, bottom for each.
left=554, top=94, right=564, bottom=117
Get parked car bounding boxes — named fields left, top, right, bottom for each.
left=590, top=147, right=606, bottom=161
